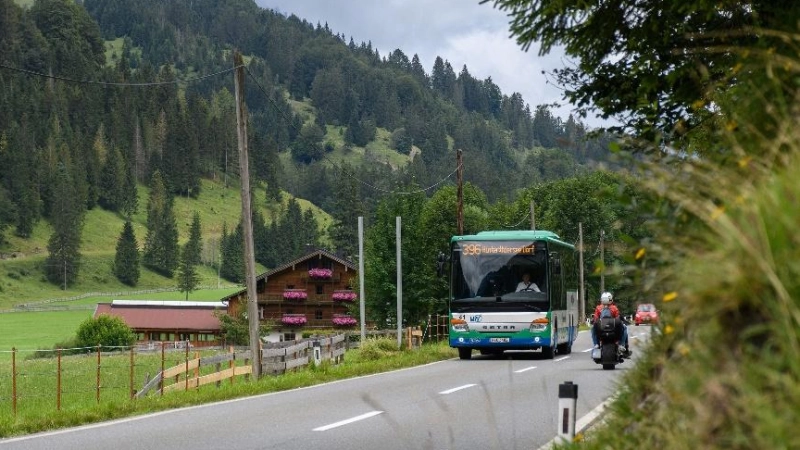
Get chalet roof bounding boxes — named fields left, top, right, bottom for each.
left=93, top=300, right=226, bottom=332
left=260, top=248, right=356, bottom=280
left=220, top=248, right=356, bottom=302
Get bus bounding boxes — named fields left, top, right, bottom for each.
left=441, top=230, right=580, bottom=359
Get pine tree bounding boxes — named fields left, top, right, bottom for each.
left=220, top=221, right=244, bottom=283
left=113, top=221, right=140, bottom=286
left=45, top=162, right=85, bottom=288
left=119, top=160, right=139, bottom=220
left=177, top=212, right=202, bottom=299
left=329, top=164, right=364, bottom=260
left=142, top=171, right=179, bottom=277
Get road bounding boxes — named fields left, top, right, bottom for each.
left=0, top=327, right=653, bottom=450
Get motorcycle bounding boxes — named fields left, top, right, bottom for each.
left=591, top=316, right=629, bottom=370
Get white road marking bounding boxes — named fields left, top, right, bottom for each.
left=313, top=410, right=384, bottom=431
left=554, top=356, right=570, bottom=362
left=514, top=366, right=538, bottom=373
left=581, top=347, right=594, bottom=353
left=439, top=384, right=476, bottom=395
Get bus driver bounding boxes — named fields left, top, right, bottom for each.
left=515, top=272, right=541, bottom=292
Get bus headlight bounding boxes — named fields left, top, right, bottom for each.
left=451, top=317, right=469, bottom=332
left=529, top=317, right=549, bottom=332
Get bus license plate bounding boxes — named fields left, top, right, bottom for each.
left=490, top=337, right=510, bottom=343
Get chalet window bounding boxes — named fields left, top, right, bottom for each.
left=316, top=284, right=324, bottom=295
left=287, top=284, right=295, bottom=289
left=315, top=310, right=323, bottom=320
left=286, top=309, right=294, bottom=314
left=283, top=332, right=296, bottom=342
left=308, top=259, right=334, bottom=270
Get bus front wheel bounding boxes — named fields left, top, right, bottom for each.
left=458, top=348, right=472, bottom=360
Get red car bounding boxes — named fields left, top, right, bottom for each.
left=634, top=303, right=658, bottom=326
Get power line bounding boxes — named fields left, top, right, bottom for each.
left=244, top=66, right=460, bottom=196
left=0, top=60, right=461, bottom=196
left=0, top=62, right=241, bottom=86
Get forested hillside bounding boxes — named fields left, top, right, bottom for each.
left=0, top=0, right=627, bottom=311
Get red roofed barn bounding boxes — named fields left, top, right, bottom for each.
left=93, top=300, right=226, bottom=347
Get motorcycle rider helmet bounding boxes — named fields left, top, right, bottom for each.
left=600, top=292, right=613, bottom=305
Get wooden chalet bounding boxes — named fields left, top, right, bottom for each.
left=93, top=300, right=225, bottom=347
left=223, top=248, right=358, bottom=342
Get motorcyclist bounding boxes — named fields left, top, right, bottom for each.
left=591, top=292, right=631, bottom=357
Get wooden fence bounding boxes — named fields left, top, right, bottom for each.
left=2, top=325, right=446, bottom=414
left=262, top=334, right=347, bottom=375
left=137, top=346, right=253, bottom=398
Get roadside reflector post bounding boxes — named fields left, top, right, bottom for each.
left=312, top=340, right=322, bottom=366
left=557, top=381, right=578, bottom=443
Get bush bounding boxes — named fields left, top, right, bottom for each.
left=75, top=315, right=136, bottom=350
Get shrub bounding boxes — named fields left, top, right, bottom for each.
left=75, top=315, right=136, bottom=351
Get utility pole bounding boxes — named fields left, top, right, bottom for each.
left=599, top=230, right=605, bottom=294
left=358, top=217, right=366, bottom=342
left=456, top=149, right=464, bottom=235
left=530, top=201, right=536, bottom=230
left=578, top=223, right=585, bottom=321
left=396, top=216, right=403, bottom=349
left=233, top=51, right=261, bottom=378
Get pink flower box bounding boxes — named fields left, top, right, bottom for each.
left=281, top=315, right=307, bottom=326
left=332, top=290, right=357, bottom=302
left=332, top=315, right=357, bottom=326
left=308, top=268, right=333, bottom=279
left=283, top=289, right=307, bottom=300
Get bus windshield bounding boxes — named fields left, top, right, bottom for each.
left=451, top=240, right=549, bottom=303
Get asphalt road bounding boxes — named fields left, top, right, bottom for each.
left=0, top=327, right=653, bottom=450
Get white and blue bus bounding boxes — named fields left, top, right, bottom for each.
left=443, top=230, right=580, bottom=359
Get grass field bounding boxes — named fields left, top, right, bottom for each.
left=0, top=338, right=457, bottom=438
left=0, top=311, right=93, bottom=353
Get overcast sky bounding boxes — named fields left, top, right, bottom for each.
left=253, top=0, right=607, bottom=128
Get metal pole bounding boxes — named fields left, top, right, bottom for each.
left=129, top=346, right=135, bottom=400
left=600, top=230, right=605, bottom=294
left=96, top=345, right=101, bottom=404
left=57, top=348, right=62, bottom=411
left=160, top=341, right=165, bottom=396
left=233, top=50, right=261, bottom=378
left=557, top=381, right=579, bottom=444
left=12, top=347, right=17, bottom=416
left=358, top=217, right=366, bottom=342
left=396, top=216, right=403, bottom=348
left=456, top=150, right=464, bottom=235
left=578, top=223, right=585, bottom=323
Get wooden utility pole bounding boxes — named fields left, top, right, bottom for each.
left=530, top=201, right=536, bottom=230
left=456, top=149, right=464, bottom=235
left=233, top=51, right=261, bottom=378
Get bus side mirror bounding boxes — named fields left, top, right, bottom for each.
left=550, top=252, right=561, bottom=275
left=436, top=252, right=447, bottom=277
